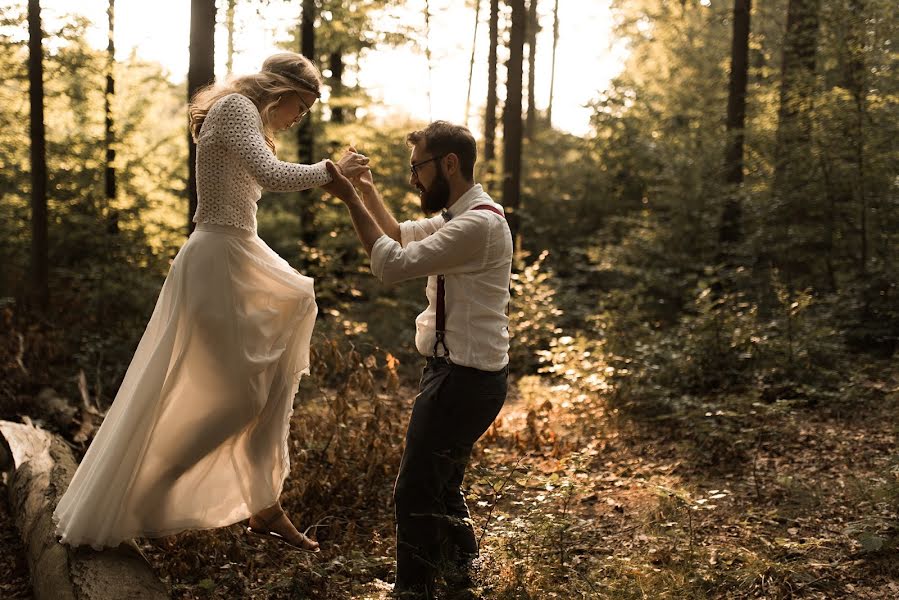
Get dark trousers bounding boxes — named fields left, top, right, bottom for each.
left=393, top=358, right=507, bottom=598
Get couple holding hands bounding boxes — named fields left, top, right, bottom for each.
left=52, top=51, right=512, bottom=599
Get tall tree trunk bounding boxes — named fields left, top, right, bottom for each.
left=423, top=0, right=433, bottom=120
left=329, top=49, right=344, bottom=124
left=28, top=0, right=48, bottom=310
left=188, top=0, right=216, bottom=235
left=225, top=0, right=236, bottom=75
left=297, top=0, right=316, bottom=251
left=718, top=0, right=751, bottom=246
left=105, top=0, right=116, bottom=206
left=464, top=0, right=481, bottom=128
left=297, top=0, right=315, bottom=166
left=484, top=0, right=499, bottom=167
left=771, top=0, right=821, bottom=276
left=502, top=0, right=526, bottom=248
left=547, top=0, right=559, bottom=127
left=844, top=0, right=867, bottom=275
left=773, top=0, right=820, bottom=193
left=525, top=0, right=538, bottom=138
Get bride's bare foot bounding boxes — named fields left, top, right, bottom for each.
left=248, top=504, right=320, bottom=553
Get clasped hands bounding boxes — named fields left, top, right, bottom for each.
left=325, top=146, right=373, bottom=206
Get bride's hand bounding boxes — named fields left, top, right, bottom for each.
left=336, top=147, right=369, bottom=179
left=322, top=160, right=361, bottom=204
left=345, top=146, right=374, bottom=189
left=354, top=166, right=374, bottom=189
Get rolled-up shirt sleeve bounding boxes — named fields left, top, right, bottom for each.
left=399, top=213, right=445, bottom=247
left=370, top=234, right=395, bottom=281
left=371, top=214, right=488, bottom=285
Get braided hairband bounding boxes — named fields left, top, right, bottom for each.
left=265, top=68, right=321, bottom=98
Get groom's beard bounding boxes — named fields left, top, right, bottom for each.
left=419, top=170, right=451, bottom=214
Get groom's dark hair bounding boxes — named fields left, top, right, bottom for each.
left=407, top=121, right=477, bottom=182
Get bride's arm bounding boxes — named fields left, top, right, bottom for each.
left=213, top=94, right=366, bottom=192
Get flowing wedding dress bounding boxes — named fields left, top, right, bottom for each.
left=53, top=93, right=327, bottom=549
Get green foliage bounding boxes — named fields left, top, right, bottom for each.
left=508, top=250, right=563, bottom=373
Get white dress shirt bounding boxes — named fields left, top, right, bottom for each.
left=370, top=184, right=513, bottom=371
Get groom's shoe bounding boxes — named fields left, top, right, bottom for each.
left=391, top=580, right=436, bottom=600
left=444, top=590, right=482, bottom=600
left=391, top=588, right=433, bottom=600
left=440, top=554, right=481, bottom=600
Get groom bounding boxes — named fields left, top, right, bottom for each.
left=324, top=121, right=513, bottom=599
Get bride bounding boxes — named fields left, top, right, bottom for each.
left=52, top=52, right=368, bottom=553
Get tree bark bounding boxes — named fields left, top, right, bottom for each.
left=187, top=0, right=216, bottom=235
left=0, top=420, right=168, bottom=600
left=525, top=0, right=538, bottom=138
left=464, top=0, right=481, bottom=128
left=28, top=0, right=48, bottom=310
left=502, top=0, right=526, bottom=248
left=771, top=0, right=821, bottom=278
left=547, top=0, right=559, bottom=127
left=423, top=0, right=433, bottom=120
left=773, top=0, right=820, bottom=195
left=225, top=0, right=236, bottom=75
left=718, top=0, right=751, bottom=246
left=844, top=0, right=867, bottom=275
left=329, top=49, right=345, bottom=124
left=484, top=0, right=499, bottom=166
left=297, top=0, right=316, bottom=251
left=105, top=0, right=116, bottom=205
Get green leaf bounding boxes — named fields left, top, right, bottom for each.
left=198, top=578, right=215, bottom=590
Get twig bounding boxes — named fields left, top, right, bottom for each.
left=478, top=455, right=526, bottom=546
left=752, top=430, right=764, bottom=500
left=15, top=332, right=28, bottom=375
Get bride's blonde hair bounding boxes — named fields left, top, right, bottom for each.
left=188, top=52, right=322, bottom=152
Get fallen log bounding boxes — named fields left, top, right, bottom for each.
left=0, top=419, right=168, bottom=600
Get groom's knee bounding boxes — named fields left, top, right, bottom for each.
left=393, top=472, right=419, bottom=518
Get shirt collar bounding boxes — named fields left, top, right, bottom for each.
left=442, top=184, right=486, bottom=222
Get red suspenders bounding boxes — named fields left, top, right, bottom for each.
left=433, top=204, right=507, bottom=358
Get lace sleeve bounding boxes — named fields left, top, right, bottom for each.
left=211, top=94, right=331, bottom=192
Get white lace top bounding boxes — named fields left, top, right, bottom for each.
left=192, top=93, right=330, bottom=232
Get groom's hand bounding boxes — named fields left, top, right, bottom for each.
left=323, top=160, right=362, bottom=205
left=346, top=146, right=375, bottom=191
left=335, top=148, right=369, bottom=179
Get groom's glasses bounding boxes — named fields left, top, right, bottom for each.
left=410, top=154, right=445, bottom=178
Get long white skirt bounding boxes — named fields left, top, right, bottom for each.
left=53, top=223, right=317, bottom=549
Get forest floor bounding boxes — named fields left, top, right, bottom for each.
left=2, top=365, right=897, bottom=599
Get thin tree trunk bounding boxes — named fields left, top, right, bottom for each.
left=105, top=0, right=116, bottom=205
left=773, top=0, right=820, bottom=194
left=28, top=0, right=48, bottom=310
left=100, top=0, right=117, bottom=324
left=845, top=0, right=866, bottom=275
left=525, top=0, right=538, bottom=138
left=484, top=0, right=499, bottom=166
left=464, top=0, right=481, bottom=127
left=424, top=0, right=433, bottom=120
left=297, top=0, right=315, bottom=165
left=329, top=49, right=344, bottom=123
left=502, top=0, right=526, bottom=248
left=718, top=0, right=751, bottom=246
left=225, top=0, right=236, bottom=75
left=770, top=0, right=821, bottom=282
left=297, top=0, right=316, bottom=251
left=547, top=0, right=559, bottom=127
left=188, top=0, right=216, bottom=235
